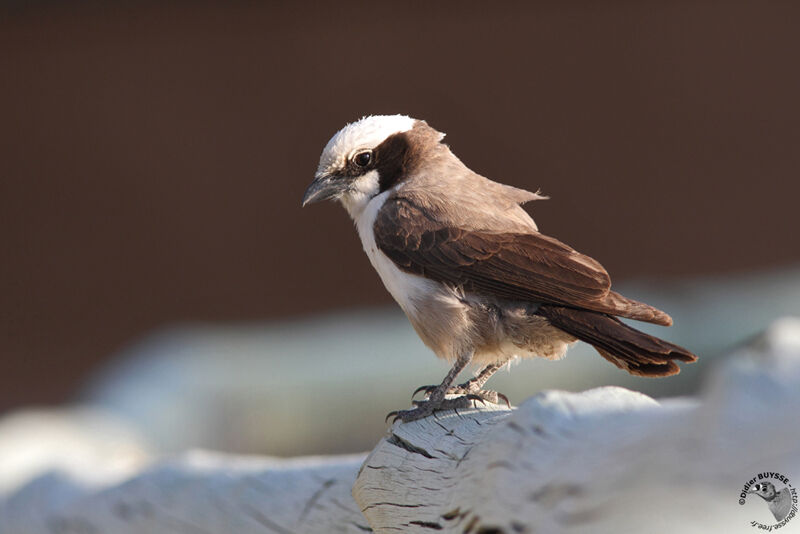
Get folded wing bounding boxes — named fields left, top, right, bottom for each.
left=375, top=197, right=671, bottom=326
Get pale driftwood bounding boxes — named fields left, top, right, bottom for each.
left=354, top=319, right=800, bottom=533
left=0, top=452, right=369, bottom=534
left=3, top=319, right=800, bottom=533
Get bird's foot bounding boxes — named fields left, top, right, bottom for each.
left=386, top=395, right=478, bottom=423
left=412, top=383, right=510, bottom=407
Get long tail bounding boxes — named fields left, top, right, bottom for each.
left=537, top=305, right=697, bottom=377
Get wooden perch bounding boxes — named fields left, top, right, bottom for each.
left=353, top=320, right=800, bottom=532
left=0, top=452, right=370, bottom=534
left=3, top=319, right=800, bottom=533
left=354, top=388, right=660, bottom=532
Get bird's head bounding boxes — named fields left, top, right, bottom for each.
left=302, top=114, right=444, bottom=218
left=749, top=482, right=777, bottom=501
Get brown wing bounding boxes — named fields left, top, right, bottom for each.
left=375, top=197, right=671, bottom=325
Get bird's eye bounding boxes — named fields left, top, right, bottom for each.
left=353, top=151, right=372, bottom=167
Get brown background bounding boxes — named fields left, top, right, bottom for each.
left=1, top=1, right=799, bottom=413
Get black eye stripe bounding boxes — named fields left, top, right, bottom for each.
left=375, top=131, right=412, bottom=193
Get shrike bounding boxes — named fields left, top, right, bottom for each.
left=303, top=115, right=697, bottom=422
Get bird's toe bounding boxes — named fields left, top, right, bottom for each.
left=387, top=396, right=478, bottom=423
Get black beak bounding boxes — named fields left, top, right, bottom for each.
left=302, top=174, right=343, bottom=207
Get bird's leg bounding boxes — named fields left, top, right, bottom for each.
left=412, top=362, right=509, bottom=406
left=463, top=362, right=503, bottom=390
left=456, top=362, right=509, bottom=405
left=387, top=352, right=474, bottom=423
left=426, top=352, right=473, bottom=402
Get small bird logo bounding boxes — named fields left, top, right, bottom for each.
left=748, top=482, right=793, bottom=522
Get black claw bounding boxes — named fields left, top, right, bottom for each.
left=385, top=411, right=399, bottom=423
left=412, top=385, right=435, bottom=399
left=497, top=392, right=511, bottom=408
left=466, top=394, right=486, bottom=405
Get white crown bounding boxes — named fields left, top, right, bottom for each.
left=316, top=115, right=415, bottom=176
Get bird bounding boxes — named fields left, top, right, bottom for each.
left=749, top=482, right=793, bottom=522
left=302, top=114, right=697, bottom=422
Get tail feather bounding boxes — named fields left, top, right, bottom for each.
left=537, top=304, right=697, bottom=377
left=603, top=290, right=673, bottom=326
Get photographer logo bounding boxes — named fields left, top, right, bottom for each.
left=739, top=472, right=797, bottom=530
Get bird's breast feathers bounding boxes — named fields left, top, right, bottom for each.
left=355, top=189, right=440, bottom=319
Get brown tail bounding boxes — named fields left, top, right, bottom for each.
left=537, top=305, right=697, bottom=377
left=601, top=290, right=673, bottom=326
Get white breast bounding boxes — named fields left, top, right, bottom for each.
left=354, top=191, right=436, bottom=318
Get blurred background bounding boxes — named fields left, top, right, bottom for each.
left=1, top=1, right=799, bottom=471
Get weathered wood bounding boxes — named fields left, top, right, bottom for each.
left=2, top=318, right=800, bottom=533
left=353, top=319, right=800, bottom=533
left=0, top=452, right=369, bottom=534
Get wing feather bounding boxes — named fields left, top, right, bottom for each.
left=375, top=197, right=671, bottom=325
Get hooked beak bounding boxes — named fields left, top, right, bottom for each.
left=302, top=173, right=344, bottom=207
